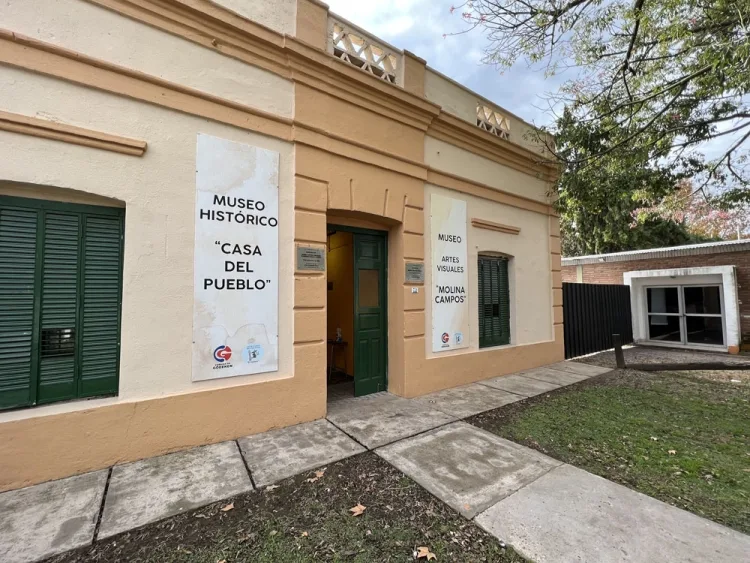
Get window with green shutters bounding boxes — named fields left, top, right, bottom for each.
left=0, top=196, right=124, bottom=410
left=478, top=255, right=511, bottom=348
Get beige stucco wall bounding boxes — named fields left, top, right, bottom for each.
left=424, top=184, right=553, bottom=359
left=0, top=0, right=563, bottom=490
left=0, top=66, right=299, bottom=422
left=215, top=0, right=297, bottom=35
left=0, top=0, right=294, bottom=119
left=425, top=69, right=476, bottom=123
left=424, top=69, right=545, bottom=155
left=425, top=135, right=550, bottom=203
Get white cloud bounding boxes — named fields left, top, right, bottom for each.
left=382, top=15, right=414, bottom=36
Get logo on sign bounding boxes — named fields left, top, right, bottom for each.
left=242, top=343, right=264, bottom=364
left=441, top=332, right=450, bottom=344
left=455, top=332, right=463, bottom=345
left=213, top=345, right=233, bottom=363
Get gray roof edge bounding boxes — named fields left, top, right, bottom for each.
left=562, top=239, right=750, bottom=266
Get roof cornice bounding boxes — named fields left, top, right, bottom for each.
left=85, top=0, right=441, bottom=131
left=428, top=112, right=559, bottom=183
left=563, top=240, right=750, bottom=265
left=81, top=0, right=553, bottom=177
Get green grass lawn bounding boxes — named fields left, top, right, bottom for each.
left=469, top=369, right=750, bottom=534
left=50, top=452, right=524, bottom=563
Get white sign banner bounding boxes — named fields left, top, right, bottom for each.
left=431, top=194, right=470, bottom=352
left=192, top=134, right=279, bottom=381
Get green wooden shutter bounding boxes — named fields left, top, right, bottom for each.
left=37, top=212, right=80, bottom=404
left=79, top=215, right=123, bottom=397
left=0, top=206, right=39, bottom=409
left=478, top=256, right=510, bottom=348
left=478, top=258, right=489, bottom=346
left=0, top=196, right=123, bottom=411
left=497, top=258, right=511, bottom=344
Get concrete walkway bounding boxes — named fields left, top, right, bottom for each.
left=2, top=360, right=749, bottom=562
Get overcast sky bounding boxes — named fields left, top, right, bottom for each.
left=325, top=0, right=566, bottom=128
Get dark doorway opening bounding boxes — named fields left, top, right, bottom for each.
left=326, top=224, right=387, bottom=400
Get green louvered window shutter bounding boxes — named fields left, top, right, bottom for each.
left=478, top=256, right=510, bottom=348
left=0, top=206, right=39, bottom=409
left=0, top=196, right=123, bottom=410
left=37, top=212, right=80, bottom=403
left=79, top=216, right=123, bottom=398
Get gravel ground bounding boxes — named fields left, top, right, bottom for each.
left=580, top=346, right=750, bottom=384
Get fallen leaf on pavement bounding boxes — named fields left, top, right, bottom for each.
left=220, top=503, right=234, bottom=512
left=416, top=546, right=437, bottom=560
left=306, top=469, right=326, bottom=483
left=349, top=503, right=366, bottom=516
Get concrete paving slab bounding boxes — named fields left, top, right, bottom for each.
left=98, top=441, right=252, bottom=539
left=0, top=470, right=107, bottom=563
left=376, top=422, right=560, bottom=518
left=518, top=367, right=589, bottom=386
left=548, top=361, right=611, bottom=377
left=326, top=392, right=455, bottom=449
left=479, top=373, right=560, bottom=397
left=415, top=383, right=523, bottom=418
left=238, top=419, right=366, bottom=487
left=476, top=464, right=750, bottom=563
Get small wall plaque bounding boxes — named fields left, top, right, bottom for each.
left=297, top=246, right=326, bottom=271
left=405, top=262, right=425, bottom=283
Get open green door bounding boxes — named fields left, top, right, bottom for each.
left=353, top=232, right=387, bottom=396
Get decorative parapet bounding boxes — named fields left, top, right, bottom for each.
left=328, top=15, right=402, bottom=85
left=477, top=103, right=511, bottom=140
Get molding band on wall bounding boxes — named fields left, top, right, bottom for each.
left=0, top=29, right=294, bottom=140
left=78, top=0, right=555, bottom=177
left=427, top=168, right=554, bottom=216
left=0, top=110, right=147, bottom=156
left=471, top=218, right=520, bottom=235
left=0, top=31, right=557, bottom=217
left=429, top=113, right=559, bottom=183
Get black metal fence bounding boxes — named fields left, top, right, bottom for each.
left=562, top=282, right=633, bottom=359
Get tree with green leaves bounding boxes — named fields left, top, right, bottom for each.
left=555, top=108, right=714, bottom=255
left=456, top=0, right=750, bottom=253
left=459, top=0, right=750, bottom=200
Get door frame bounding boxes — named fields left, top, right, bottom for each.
left=643, top=283, right=726, bottom=348
left=326, top=223, right=388, bottom=393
